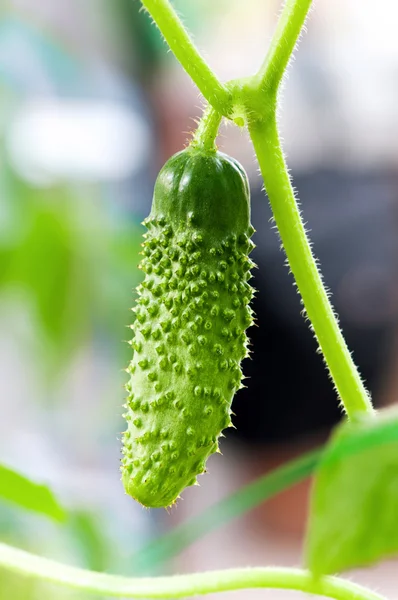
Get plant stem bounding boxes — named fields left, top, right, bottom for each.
left=0, top=543, right=385, bottom=600
left=190, top=106, right=222, bottom=152
left=248, top=116, right=374, bottom=419
left=140, top=0, right=232, bottom=116
left=255, top=0, right=313, bottom=94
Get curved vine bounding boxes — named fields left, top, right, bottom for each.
left=0, top=543, right=385, bottom=600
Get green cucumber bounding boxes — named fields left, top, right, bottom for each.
left=121, top=146, right=255, bottom=508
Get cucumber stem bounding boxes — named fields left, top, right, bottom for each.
left=191, top=106, right=223, bottom=152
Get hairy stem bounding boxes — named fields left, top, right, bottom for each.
left=191, top=106, right=223, bottom=152
left=249, top=116, right=374, bottom=419
left=140, top=0, right=232, bottom=115
left=0, top=543, right=385, bottom=600
left=255, top=0, right=313, bottom=95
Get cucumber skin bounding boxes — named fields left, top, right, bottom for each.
left=122, top=148, right=255, bottom=508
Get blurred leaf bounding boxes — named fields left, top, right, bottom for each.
left=0, top=463, right=65, bottom=522
left=305, top=407, right=398, bottom=575
left=0, top=162, right=93, bottom=360
left=0, top=158, right=143, bottom=376
left=68, top=511, right=109, bottom=572
left=11, top=194, right=85, bottom=345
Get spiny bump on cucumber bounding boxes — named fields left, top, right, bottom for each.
left=121, top=146, right=255, bottom=508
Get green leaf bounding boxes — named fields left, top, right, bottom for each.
left=68, top=511, right=110, bottom=572
left=305, top=407, right=398, bottom=575
left=0, top=463, right=66, bottom=522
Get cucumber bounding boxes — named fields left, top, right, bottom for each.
left=122, top=146, right=255, bottom=508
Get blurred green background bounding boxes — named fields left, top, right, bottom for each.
left=0, top=2, right=163, bottom=597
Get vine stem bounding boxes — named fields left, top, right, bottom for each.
left=255, top=0, right=313, bottom=94
left=140, top=0, right=232, bottom=116
left=248, top=0, right=374, bottom=418
left=248, top=116, right=374, bottom=419
left=0, top=543, right=385, bottom=600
